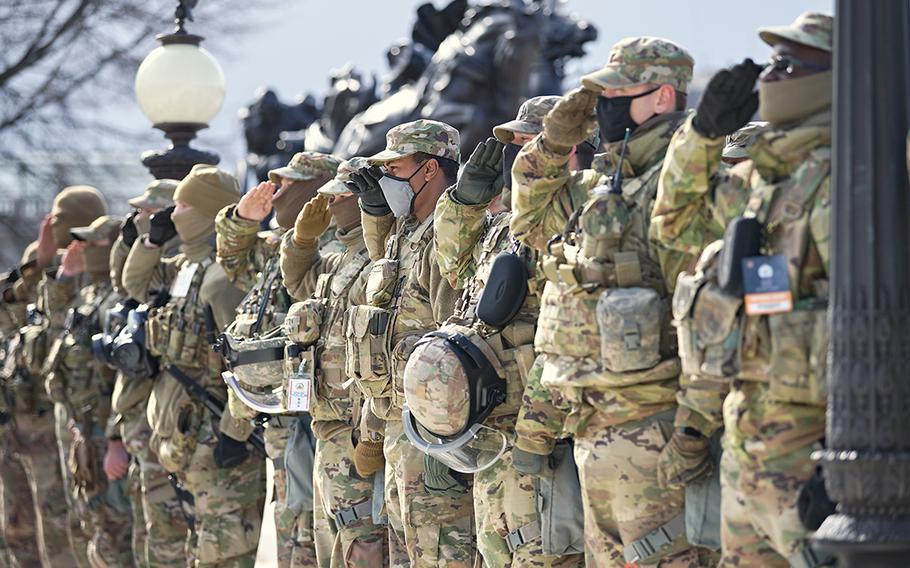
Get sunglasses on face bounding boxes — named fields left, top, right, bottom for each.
left=766, top=54, right=831, bottom=75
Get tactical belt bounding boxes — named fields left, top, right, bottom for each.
left=788, top=545, right=836, bottom=568
left=334, top=499, right=373, bottom=528
left=623, top=513, right=686, bottom=564
left=505, top=520, right=542, bottom=553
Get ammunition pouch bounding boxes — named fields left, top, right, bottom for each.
left=344, top=305, right=393, bottom=398
left=673, top=241, right=744, bottom=381
left=365, top=258, right=400, bottom=307
left=766, top=308, right=828, bottom=406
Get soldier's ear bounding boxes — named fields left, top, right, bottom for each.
left=655, top=84, right=676, bottom=115
left=423, top=158, right=439, bottom=182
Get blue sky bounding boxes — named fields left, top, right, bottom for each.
left=123, top=0, right=833, bottom=172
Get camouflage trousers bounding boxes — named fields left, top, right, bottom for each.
left=9, top=412, right=80, bottom=567
left=53, top=403, right=133, bottom=568
left=265, top=419, right=319, bottom=568
left=474, top=445, right=585, bottom=568
left=180, top=415, right=266, bottom=568
left=313, top=426, right=387, bottom=568
left=120, top=406, right=190, bottom=568
left=384, top=419, right=477, bottom=568
left=575, top=410, right=708, bottom=568
left=719, top=446, right=819, bottom=567
left=0, top=431, right=40, bottom=568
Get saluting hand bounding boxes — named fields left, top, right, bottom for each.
left=236, top=181, right=276, bottom=222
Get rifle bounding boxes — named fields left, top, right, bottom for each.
left=165, top=363, right=266, bottom=456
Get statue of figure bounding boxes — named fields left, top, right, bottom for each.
left=332, top=0, right=597, bottom=159
left=238, top=88, right=319, bottom=185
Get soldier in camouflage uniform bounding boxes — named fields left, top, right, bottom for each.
left=10, top=188, right=107, bottom=567
left=426, top=96, right=584, bottom=567
left=36, top=200, right=134, bottom=567
left=0, top=242, right=41, bottom=568
left=509, top=38, right=711, bottom=567
left=109, top=178, right=191, bottom=567
left=279, top=157, right=388, bottom=567
left=215, top=151, right=341, bottom=567
left=651, top=13, right=837, bottom=568
left=124, top=164, right=265, bottom=567
left=343, top=120, right=474, bottom=567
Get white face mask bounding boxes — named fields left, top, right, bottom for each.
left=379, top=162, right=428, bottom=218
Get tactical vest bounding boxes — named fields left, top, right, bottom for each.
left=146, top=257, right=222, bottom=383
left=284, top=244, right=371, bottom=429
left=673, top=147, right=831, bottom=407
left=228, top=254, right=292, bottom=339
left=344, top=216, right=434, bottom=414
left=535, top=159, right=680, bottom=389
left=448, top=213, right=538, bottom=419
left=45, top=282, right=118, bottom=417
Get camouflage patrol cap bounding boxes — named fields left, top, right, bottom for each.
left=493, top=96, right=560, bottom=143
left=268, top=152, right=343, bottom=184
left=723, top=121, right=770, bottom=160
left=368, top=119, right=461, bottom=165
left=70, top=215, right=124, bottom=243
left=759, top=12, right=833, bottom=53
left=317, top=156, right=370, bottom=196
left=128, top=179, right=178, bottom=210
left=581, top=37, right=694, bottom=93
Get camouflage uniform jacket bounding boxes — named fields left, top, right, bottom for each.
left=510, top=112, right=687, bottom=431
left=434, top=192, right=540, bottom=430
left=651, top=111, right=831, bottom=462
left=357, top=211, right=458, bottom=421
left=125, top=240, right=249, bottom=441
left=41, top=272, right=119, bottom=427
left=281, top=227, right=371, bottom=440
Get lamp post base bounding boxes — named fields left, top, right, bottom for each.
left=813, top=514, right=910, bottom=568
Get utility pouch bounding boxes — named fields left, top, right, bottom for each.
left=717, top=216, right=762, bottom=297
left=673, top=272, right=706, bottom=376
left=19, top=324, right=47, bottom=376
left=153, top=402, right=200, bottom=473
left=344, top=305, right=393, bottom=396
left=535, top=282, right=600, bottom=359
left=766, top=308, right=828, bottom=406
left=596, top=287, right=662, bottom=373
left=284, top=299, right=325, bottom=346
left=146, top=309, right=169, bottom=357
left=365, top=259, right=400, bottom=307
left=694, top=285, right=743, bottom=379
left=476, top=251, right=528, bottom=328
left=537, top=440, right=585, bottom=555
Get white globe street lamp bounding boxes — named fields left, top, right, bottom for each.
left=135, top=1, right=224, bottom=180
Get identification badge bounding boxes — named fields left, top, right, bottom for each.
left=287, top=362, right=312, bottom=412
left=170, top=263, right=199, bottom=299
left=742, top=255, right=793, bottom=315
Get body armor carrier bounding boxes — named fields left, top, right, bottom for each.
left=674, top=147, right=831, bottom=407
left=283, top=245, right=371, bottom=430
left=535, top=155, right=680, bottom=390
left=344, top=217, right=434, bottom=413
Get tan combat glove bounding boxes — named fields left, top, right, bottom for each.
left=542, top=87, right=599, bottom=154
left=656, top=430, right=713, bottom=490
left=293, top=195, right=332, bottom=247
left=353, top=440, right=385, bottom=477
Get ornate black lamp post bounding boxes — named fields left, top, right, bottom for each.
left=813, top=1, right=910, bottom=566
left=134, top=1, right=223, bottom=180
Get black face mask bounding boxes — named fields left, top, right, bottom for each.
left=595, top=86, right=660, bottom=143
left=501, top=143, right=522, bottom=189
